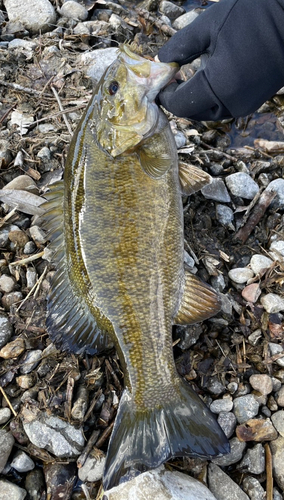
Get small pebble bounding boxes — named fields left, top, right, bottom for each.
left=0, top=312, right=13, bottom=348
left=4, top=0, right=57, bottom=34
left=238, top=443, right=265, bottom=474
left=78, top=450, right=106, bottom=482
left=233, top=395, right=260, bottom=424
left=242, top=476, right=266, bottom=500
left=206, top=377, right=225, bottom=396
left=266, top=178, right=284, bottom=208
left=43, top=462, right=77, bottom=499
left=0, top=479, right=27, bottom=500
left=250, top=254, right=273, bottom=275
left=269, top=342, right=284, bottom=367
left=216, top=204, right=234, bottom=229
left=0, top=274, right=16, bottom=293
left=172, top=10, right=199, bottom=30
left=23, top=241, right=36, bottom=254
left=276, top=385, right=284, bottom=407
left=16, top=373, right=36, bottom=389
left=174, top=131, right=187, bottom=149
left=217, top=412, right=236, bottom=438
left=271, top=410, right=284, bottom=437
left=159, top=0, right=185, bottom=21
left=201, top=178, right=231, bottom=203
left=208, top=463, right=249, bottom=500
left=261, top=293, right=284, bottom=313
left=0, top=430, right=15, bottom=473
left=270, top=436, right=284, bottom=490
left=249, top=374, right=273, bottom=395
left=8, top=229, right=29, bottom=247
left=269, top=239, right=284, bottom=261
left=236, top=418, right=278, bottom=442
left=4, top=175, right=38, bottom=194
left=210, top=397, right=233, bottom=414
left=60, top=0, right=88, bottom=21
left=2, top=291, right=23, bottom=309
left=0, top=408, right=12, bottom=424
left=213, top=437, right=246, bottom=466
left=0, top=337, right=25, bottom=359
left=29, top=225, right=46, bottom=245
left=26, top=268, right=37, bottom=289
left=241, top=283, right=261, bottom=303
left=25, top=469, right=45, bottom=500
left=248, top=329, right=262, bottom=346
left=11, top=451, right=35, bottom=473
left=228, top=267, right=254, bottom=284
left=225, top=172, right=259, bottom=199
left=20, top=350, right=42, bottom=374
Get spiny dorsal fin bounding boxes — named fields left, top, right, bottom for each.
left=178, top=162, right=212, bottom=195
left=173, top=271, right=221, bottom=325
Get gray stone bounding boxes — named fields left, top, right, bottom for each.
left=276, top=385, right=284, bottom=407
left=60, top=0, right=88, bottom=21
left=79, top=47, right=118, bottom=83
left=2, top=291, right=23, bottom=309
left=23, top=241, right=37, bottom=254
left=20, top=350, right=42, bottom=374
left=250, top=254, right=273, bottom=275
left=269, top=343, right=284, bottom=367
left=270, top=436, right=284, bottom=490
left=239, top=443, right=265, bottom=474
left=37, top=146, right=51, bottom=161
left=208, top=463, right=249, bottom=500
left=249, top=374, right=273, bottom=395
left=266, top=178, right=284, bottom=208
left=174, top=131, right=187, bottom=149
left=216, top=204, right=234, bottom=229
left=8, top=39, right=36, bottom=60
left=0, top=274, right=16, bottom=293
left=210, top=397, right=233, bottom=414
left=261, top=293, right=284, bottom=313
left=201, top=177, right=231, bottom=203
left=217, top=411, right=237, bottom=438
left=105, top=465, right=218, bottom=499
left=0, top=228, right=10, bottom=247
left=26, top=268, right=37, bottom=290
left=0, top=430, right=15, bottom=473
left=248, top=329, right=262, bottom=346
left=273, top=488, right=283, bottom=500
left=159, top=1, right=185, bottom=21
left=228, top=267, right=254, bottom=284
left=29, top=225, right=46, bottom=244
left=271, top=410, right=284, bottom=436
left=206, top=377, right=225, bottom=396
left=23, top=412, right=84, bottom=458
left=3, top=0, right=56, bottom=34
left=213, top=437, right=246, bottom=466
left=242, top=476, right=266, bottom=500
left=0, top=480, right=27, bottom=500
left=225, top=172, right=259, bottom=199
left=0, top=407, right=12, bottom=424
left=78, top=451, right=106, bottom=482
left=0, top=312, right=13, bottom=348
left=172, top=10, right=199, bottom=30
left=11, top=451, right=35, bottom=472
left=233, top=395, right=259, bottom=424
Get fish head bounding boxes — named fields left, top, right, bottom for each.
left=95, top=45, right=178, bottom=157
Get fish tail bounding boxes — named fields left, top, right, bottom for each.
left=103, top=380, right=229, bottom=490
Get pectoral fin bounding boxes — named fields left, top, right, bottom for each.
left=174, top=272, right=221, bottom=325
left=138, top=133, right=173, bottom=178
left=179, top=162, right=212, bottom=195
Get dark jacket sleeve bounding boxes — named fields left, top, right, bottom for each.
left=158, top=0, right=284, bottom=121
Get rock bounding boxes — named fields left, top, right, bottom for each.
left=29, top=225, right=46, bottom=245
left=271, top=410, right=284, bottom=436
left=4, top=0, right=57, bottom=34
left=249, top=374, right=273, bottom=395
left=225, top=173, right=259, bottom=199
left=208, top=463, right=249, bottom=500
left=270, top=436, right=284, bottom=490
left=213, top=437, right=246, bottom=466
left=0, top=430, right=15, bottom=473
left=78, top=449, right=106, bottom=482
left=233, top=395, right=259, bottom=424
left=11, top=451, right=35, bottom=473
left=8, top=39, right=36, bottom=60
left=248, top=329, right=262, bottom=346
left=59, top=0, right=88, bottom=21
left=172, top=10, right=199, bottom=30
left=217, top=411, right=237, bottom=438
left=269, top=342, right=284, bottom=367
left=26, top=268, right=37, bottom=289
left=201, top=178, right=231, bottom=203
left=266, top=178, right=284, bottom=208
left=216, top=204, right=234, bottom=229
left=22, top=410, right=84, bottom=458
left=105, top=465, right=218, bottom=499
left=276, top=385, right=284, bottom=407
left=174, top=131, right=187, bottom=149
left=25, top=469, right=45, bottom=500
left=176, top=323, right=203, bottom=350
left=159, top=1, right=185, bottom=20
left=210, top=397, right=233, bottom=414
left=0, top=139, right=13, bottom=168
left=36, top=146, right=51, bottom=161
left=0, top=228, right=10, bottom=247
left=0, top=479, right=27, bottom=500
left=242, top=476, right=266, bottom=500
left=43, top=462, right=77, bottom=499
left=261, top=293, right=284, bottom=313
left=228, top=267, right=254, bottom=284
left=0, top=274, right=16, bottom=293
left=80, top=47, right=118, bottom=83
left=16, top=374, right=37, bottom=389
left=2, top=291, right=23, bottom=310
left=238, top=443, right=265, bottom=474
left=9, top=110, right=34, bottom=134
left=9, top=229, right=30, bottom=247
left=206, top=377, right=225, bottom=396
left=241, top=283, right=261, bottom=303
left=4, top=175, right=38, bottom=194
left=0, top=337, right=25, bottom=359
left=0, top=312, right=13, bottom=348
left=236, top=418, right=278, bottom=442
left=250, top=254, right=273, bottom=275
left=23, top=241, right=37, bottom=254
left=20, top=350, right=42, bottom=374
left=269, top=239, right=284, bottom=261
left=0, top=408, right=12, bottom=424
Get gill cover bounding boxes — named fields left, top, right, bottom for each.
left=95, top=45, right=178, bottom=157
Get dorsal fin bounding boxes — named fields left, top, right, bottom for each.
left=43, top=182, right=111, bottom=355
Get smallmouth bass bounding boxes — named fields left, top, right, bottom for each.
left=45, top=45, right=229, bottom=490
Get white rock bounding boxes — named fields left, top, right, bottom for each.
left=208, top=463, right=249, bottom=500
left=60, top=0, right=88, bottom=21
left=266, top=178, right=284, bottom=208
left=228, top=267, right=254, bottom=284
left=269, top=343, right=284, bottom=367
left=0, top=479, right=27, bottom=500
left=8, top=39, right=37, bottom=59
left=225, top=172, right=259, bottom=199
left=10, top=110, right=34, bottom=135
left=79, top=47, right=118, bottom=83
left=105, top=466, right=218, bottom=499
left=78, top=452, right=106, bottom=482
left=250, top=254, right=273, bottom=275
left=261, top=293, right=284, bottom=313
left=0, top=274, right=16, bottom=293
left=173, top=10, right=199, bottom=30
left=160, top=1, right=185, bottom=21
left=0, top=408, right=12, bottom=425
left=3, top=0, right=56, bottom=34
left=269, top=240, right=284, bottom=262
left=11, top=451, right=35, bottom=472
left=29, top=225, right=46, bottom=244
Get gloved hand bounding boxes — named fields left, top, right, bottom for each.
left=158, top=0, right=284, bottom=121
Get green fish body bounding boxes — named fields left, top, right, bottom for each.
left=45, top=45, right=229, bottom=490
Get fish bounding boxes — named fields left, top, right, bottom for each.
left=44, top=44, right=229, bottom=491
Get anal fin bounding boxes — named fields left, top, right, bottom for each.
left=179, top=162, right=212, bottom=195
left=174, top=271, right=221, bottom=325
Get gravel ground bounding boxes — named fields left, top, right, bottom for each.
left=0, top=0, right=284, bottom=499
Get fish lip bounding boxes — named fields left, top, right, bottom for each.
left=145, top=62, right=179, bottom=102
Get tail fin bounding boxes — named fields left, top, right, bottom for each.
left=103, top=380, right=229, bottom=490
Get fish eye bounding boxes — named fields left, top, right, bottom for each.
left=108, top=81, right=119, bottom=96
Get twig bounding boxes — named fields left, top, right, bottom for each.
left=0, top=106, right=14, bottom=124
left=77, top=429, right=100, bottom=468
left=9, top=251, right=45, bottom=266
left=234, top=189, right=276, bottom=244
left=0, top=386, right=17, bottom=417
left=83, top=388, right=103, bottom=422
left=51, top=85, right=73, bottom=135
left=16, top=266, right=47, bottom=311
left=0, top=206, right=18, bottom=229
left=136, top=8, right=177, bottom=36
left=0, top=79, right=52, bottom=98
left=96, top=422, right=114, bottom=449
left=264, top=443, right=273, bottom=500
left=200, top=140, right=238, bottom=162
left=105, top=359, right=122, bottom=391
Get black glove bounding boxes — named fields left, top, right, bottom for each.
left=158, top=0, right=284, bottom=121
